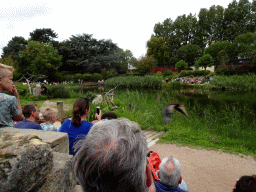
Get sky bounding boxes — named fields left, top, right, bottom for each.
left=0, top=0, right=243, bottom=59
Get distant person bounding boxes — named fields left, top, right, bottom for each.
left=0, top=63, right=24, bottom=127
left=40, top=107, right=58, bottom=131
left=233, top=175, right=256, bottom=192
left=58, top=97, right=102, bottom=155
left=73, top=118, right=154, bottom=192
left=15, top=104, right=42, bottom=130
left=154, top=156, right=189, bottom=192
left=41, top=83, right=49, bottom=98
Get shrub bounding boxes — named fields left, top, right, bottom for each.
left=175, top=60, right=188, bottom=71
left=65, top=75, right=74, bottom=82
left=54, top=72, right=64, bottom=82
left=179, top=70, right=187, bottom=77
left=74, top=73, right=84, bottom=82
left=155, top=71, right=163, bottom=77
left=83, top=73, right=93, bottom=82
left=187, top=67, right=193, bottom=70
left=107, top=69, right=118, bottom=79
left=92, top=73, right=103, bottom=82
left=101, top=68, right=108, bottom=79
left=196, top=54, right=214, bottom=70
left=163, top=69, right=174, bottom=77
left=48, top=85, right=70, bottom=98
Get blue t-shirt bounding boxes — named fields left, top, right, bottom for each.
left=0, top=93, right=21, bottom=127
left=15, top=120, right=43, bottom=130
left=154, top=181, right=187, bottom=192
left=58, top=118, right=93, bottom=155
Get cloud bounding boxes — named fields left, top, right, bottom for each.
left=0, top=3, right=52, bottom=21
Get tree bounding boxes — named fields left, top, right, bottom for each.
left=176, top=44, right=202, bottom=67
left=196, top=54, right=214, bottom=70
left=18, top=41, right=62, bottom=80
left=146, top=36, right=172, bottom=63
left=29, top=28, right=58, bottom=44
left=130, top=55, right=157, bottom=74
left=153, top=18, right=175, bottom=42
left=1, top=36, right=28, bottom=62
left=175, top=60, right=188, bottom=72
left=217, top=50, right=230, bottom=67
left=233, top=32, right=256, bottom=59
left=205, top=41, right=235, bottom=60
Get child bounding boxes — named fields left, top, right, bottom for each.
left=40, top=107, right=58, bottom=131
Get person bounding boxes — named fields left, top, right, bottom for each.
left=101, top=112, right=118, bottom=120
left=41, top=83, right=49, bottom=98
left=0, top=63, right=24, bottom=127
left=73, top=118, right=154, bottom=192
left=40, top=107, right=58, bottom=131
left=233, top=175, right=256, bottom=192
left=15, top=104, right=42, bottom=130
left=58, top=97, right=102, bottom=155
left=154, top=156, right=188, bottom=192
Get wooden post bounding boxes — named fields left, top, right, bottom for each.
left=57, top=101, right=64, bottom=121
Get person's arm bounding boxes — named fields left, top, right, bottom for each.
left=10, top=86, right=24, bottom=122
left=92, top=110, right=102, bottom=124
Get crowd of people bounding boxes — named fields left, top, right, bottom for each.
left=0, top=63, right=255, bottom=192
left=164, top=76, right=212, bottom=85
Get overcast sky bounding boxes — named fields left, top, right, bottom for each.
left=0, top=0, right=243, bottom=59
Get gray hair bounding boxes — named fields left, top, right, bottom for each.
left=73, top=118, right=148, bottom=192
left=159, top=156, right=182, bottom=187
left=0, top=63, right=14, bottom=77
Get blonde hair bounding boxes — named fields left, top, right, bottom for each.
left=0, top=63, right=14, bottom=77
left=42, top=107, right=57, bottom=121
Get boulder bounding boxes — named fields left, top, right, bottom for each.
left=92, top=94, right=103, bottom=104
left=0, top=133, right=53, bottom=192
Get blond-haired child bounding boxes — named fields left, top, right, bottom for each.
left=40, top=107, right=58, bottom=131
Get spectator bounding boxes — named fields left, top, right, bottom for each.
left=15, top=104, right=42, bottom=130
left=0, top=63, right=24, bottom=127
left=154, top=156, right=188, bottom=192
left=233, top=175, right=256, bottom=192
left=73, top=118, right=154, bottom=192
left=40, top=107, right=58, bottom=131
left=101, top=112, right=118, bottom=120
left=58, top=97, right=102, bottom=155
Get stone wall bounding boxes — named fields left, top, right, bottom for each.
left=0, top=127, right=78, bottom=192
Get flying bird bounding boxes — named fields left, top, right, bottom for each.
left=163, top=103, right=190, bottom=123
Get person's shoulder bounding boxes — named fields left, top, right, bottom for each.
left=0, top=93, right=16, bottom=100
left=58, top=118, right=71, bottom=132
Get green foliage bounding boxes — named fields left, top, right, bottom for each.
left=130, top=55, right=157, bottom=75
left=47, top=85, right=71, bottom=98
left=18, top=41, right=62, bottom=80
left=105, top=75, right=162, bottom=88
left=175, top=60, right=188, bottom=71
left=29, top=28, right=58, bottom=44
left=217, top=50, right=230, bottom=67
left=179, top=70, right=210, bottom=77
left=74, top=73, right=83, bottom=82
left=155, top=71, right=163, bottom=77
left=107, top=69, right=118, bottom=79
left=210, top=74, right=256, bottom=91
left=22, top=93, right=48, bottom=101
left=83, top=74, right=93, bottom=82
left=196, top=54, right=214, bottom=70
left=54, top=72, right=64, bottom=82
left=92, top=73, right=103, bottom=82
left=176, top=44, right=202, bottom=66
left=101, top=68, right=108, bottom=79
left=162, top=69, right=173, bottom=77
left=205, top=41, right=234, bottom=59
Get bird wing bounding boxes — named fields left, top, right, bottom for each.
left=175, top=105, right=190, bottom=118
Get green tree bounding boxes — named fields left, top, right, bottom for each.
left=217, top=50, right=230, bottom=67
left=196, top=54, right=214, bottom=70
left=176, top=44, right=202, bottom=67
left=175, top=60, right=188, bottom=72
left=205, top=41, right=235, bottom=60
left=1, top=36, right=28, bottom=62
left=153, top=18, right=175, bottom=42
left=130, top=55, right=157, bottom=74
left=18, top=41, right=62, bottom=79
left=29, top=28, right=58, bottom=44
left=146, top=36, right=172, bottom=63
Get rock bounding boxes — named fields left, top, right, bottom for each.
left=0, top=132, right=53, bottom=192
left=38, top=152, right=77, bottom=192
left=92, top=94, right=103, bottom=104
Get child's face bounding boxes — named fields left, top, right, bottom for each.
left=50, top=115, right=57, bottom=123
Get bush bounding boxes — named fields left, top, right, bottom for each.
left=92, top=73, right=103, bottom=82
left=83, top=73, right=93, bottom=82
left=54, top=72, right=64, bottom=82
left=179, top=70, right=187, bottom=77
left=65, top=75, right=74, bottom=82
left=175, top=60, right=188, bottom=71
left=74, top=73, right=83, bottom=82
left=163, top=69, right=174, bottom=77
left=155, top=71, right=163, bottom=77
left=48, top=85, right=70, bottom=98
left=107, top=69, right=118, bottom=79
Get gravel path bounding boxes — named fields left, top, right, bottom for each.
left=149, top=143, right=256, bottom=192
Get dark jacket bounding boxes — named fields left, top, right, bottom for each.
left=154, top=181, right=187, bottom=192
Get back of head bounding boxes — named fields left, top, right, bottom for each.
left=0, top=63, right=14, bottom=78
left=42, top=107, right=57, bottom=121
left=72, top=97, right=90, bottom=127
left=233, top=175, right=256, bottom=192
left=101, top=112, right=118, bottom=120
left=159, top=156, right=182, bottom=188
left=73, top=118, right=148, bottom=192
left=22, top=104, right=36, bottom=119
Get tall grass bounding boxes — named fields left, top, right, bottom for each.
left=210, top=74, right=256, bottom=91
left=105, top=75, right=162, bottom=88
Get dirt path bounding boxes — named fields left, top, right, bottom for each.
left=149, top=143, right=256, bottom=192
left=40, top=100, right=72, bottom=112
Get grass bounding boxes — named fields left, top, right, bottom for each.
left=17, top=83, right=256, bottom=159
left=210, top=74, right=256, bottom=91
